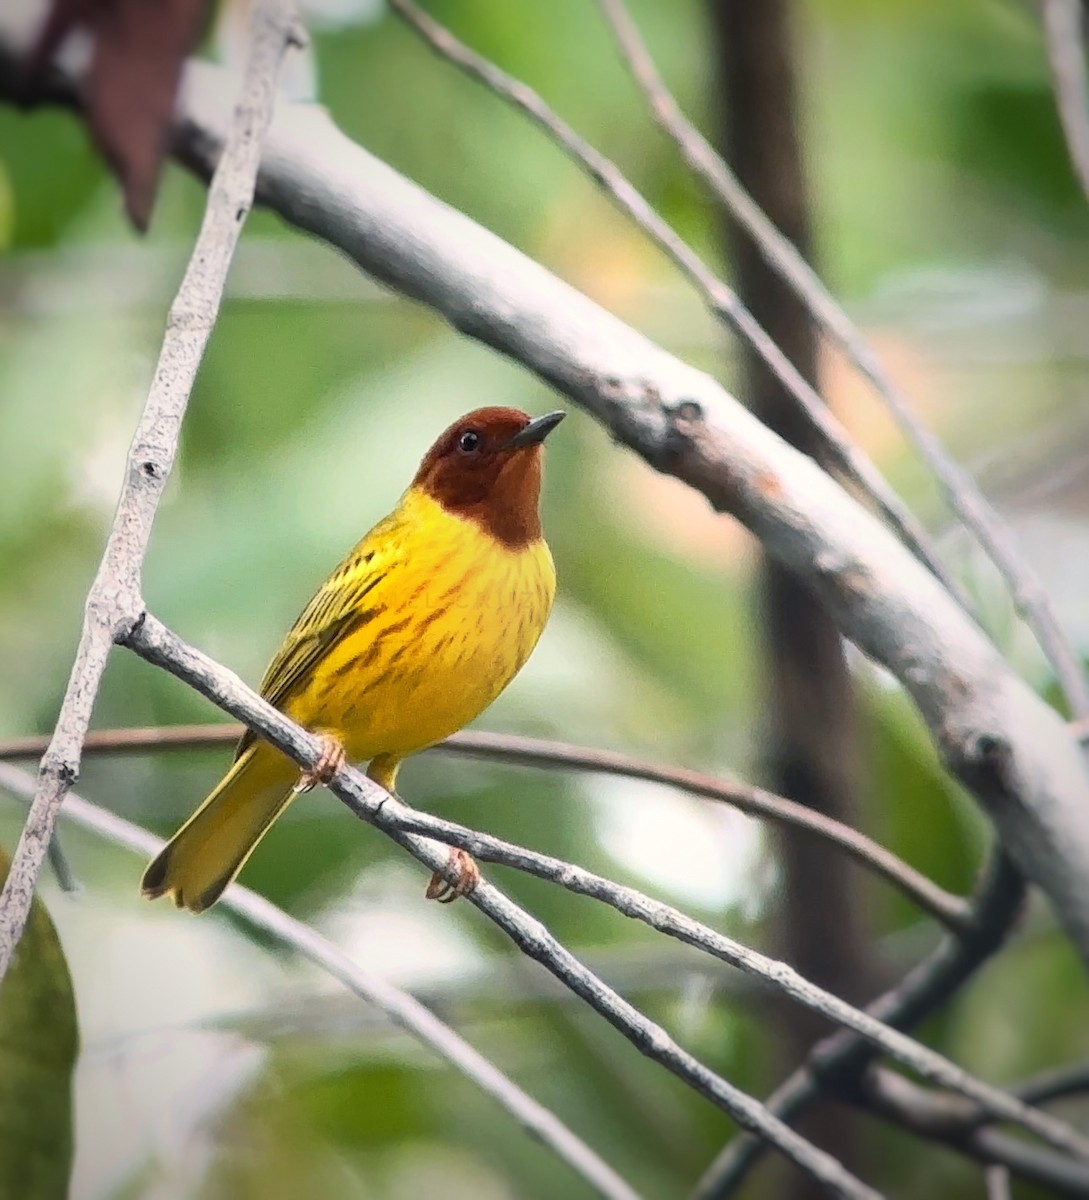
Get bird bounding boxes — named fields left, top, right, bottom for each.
left=141, top=406, right=564, bottom=913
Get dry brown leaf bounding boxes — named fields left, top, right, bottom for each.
left=28, top=0, right=212, bottom=229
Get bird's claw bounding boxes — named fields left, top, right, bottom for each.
left=293, top=733, right=346, bottom=793
left=426, top=847, right=480, bottom=904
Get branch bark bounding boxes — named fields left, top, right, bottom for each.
left=0, top=763, right=643, bottom=1200
left=0, top=0, right=298, bottom=985
left=694, top=852, right=1027, bottom=1197
left=169, top=41, right=1089, bottom=964
left=0, top=724, right=973, bottom=934
left=3, top=0, right=1088, bottom=969
left=858, top=1068, right=1089, bottom=1198
left=594, top=0, right=1089, bottom=718
left=1042, top=0, right=1089, bottom=206
left=2, top=8, right=1083, bottom=1192
left=388, top=0, right=960, bottom=609
left=119, top=616, right=883, bottom=1200
left=118, top=613, right=1089, bottom=1164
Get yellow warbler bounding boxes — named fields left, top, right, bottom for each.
left=142, top=407, right=564, bottom=912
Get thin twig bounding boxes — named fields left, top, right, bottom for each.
left=119, top=614, right=1089, bottom=1163
left=120, top=617, right=880, bottom=1200
left=4, top=3, right=1089, bottom=991
left=46, top=835, right=79, bottom=894
left=985, top=1161, right=1012, bottom=1200
left=386, top=0, right=962, bottom=606
left=744, top=1054, right=1089, bottom=1195
left=0, top=763, right=643, bottom=1200
left=593, top=0, right=1089, bottom=719
left=0, top=0, right=298, bottom=985
left=858, top=1069, right=1089, bottom=1198
left=693, top=853, right=1027, bottom=1198
left=983, top=1161, right=1007, bottom=1200
left=1042, top=0, right=1089, bottom=204
left=0, top=723, right=972, bottom=934
left=1014, top=1059, right=1089, bottom=1108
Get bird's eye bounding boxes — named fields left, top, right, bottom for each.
left=458, top=430, right=481, bottom=453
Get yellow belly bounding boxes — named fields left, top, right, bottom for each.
left=284, top=496, right=555, bottom=761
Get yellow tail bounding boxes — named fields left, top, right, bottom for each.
left=141, top=742, right=298, bottom=913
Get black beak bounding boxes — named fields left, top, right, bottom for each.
left=508, top=410, right=566, bottom=449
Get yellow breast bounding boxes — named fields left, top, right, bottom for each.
left=289, top=489, right=555, bottom=760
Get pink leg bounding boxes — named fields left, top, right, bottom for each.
left=425, top=847, right=481, bottom=904
left=292, top=732, right=347, bottom=793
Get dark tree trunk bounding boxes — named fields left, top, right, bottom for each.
left=707, top=1, right=873, bottom=1195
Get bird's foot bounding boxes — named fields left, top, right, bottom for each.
left=425, top=848, right=480, bottom=904
left=293, top=733, right=346, bottom=793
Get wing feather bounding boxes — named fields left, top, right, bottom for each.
left=234, top=517, right=403, bottom=759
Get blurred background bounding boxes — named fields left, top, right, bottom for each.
left=2, top=0, right=1089, bottom=1196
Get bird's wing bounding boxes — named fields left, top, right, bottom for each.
left=234, top=516, right=403, bottom=760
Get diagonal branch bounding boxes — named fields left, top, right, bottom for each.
left=0, top=763, right=643, bottom=1200
left=983, top=1166, right=1011, bottom=1200
left=1042, top=0, right=1089, bottom=206
left=693, top=852, right=1027, bottom=1197
left=386, top=0, right=962, bottom=607
left=122, top=613, right=1089, bottom=1163
left=857, top=1068, right=1089, bottom=1198
left=120, top=618, right=881, bottom=1200
left=0, top=724, right=972, bottom=934
left=3, top=0, right=1089, bottom=971
left=0, top=0, right=299, bottom=985
left=1012, top=1059, right=1089, bottom=1108
left=592, top=0, right=1089, bottom=719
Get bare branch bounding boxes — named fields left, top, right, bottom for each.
left=0, top=7, right=1082, bottom=1191
left=593, top=0, right=1089, bottom=719
left=45, top=836, right=78, bottom=895
left=703, top=1060, right=1089, bottom=1198
left=386, top=0, right=961, bottom=606
left=1014, top=1059, right=1089, bottom=1108
left=448, top=739, right=966, bottom=934
left=1042, top=0, right=1089, bottom=205
left=3, top=0, right=1089, bottom=970
left=0, top=763, right=643, bottom=1200
left=116, top=613, right=1089, bottom=1163
left=0, top=724, right=972, bottom=934
left=711, top=1045, right=1089, bottom=1196
left=983, top=1165, right=1010, bottom=1200
left=859, top=1068, right=1089, bottom=1198
left=0, top=0, right=298, bottom=985
left=694, top=853, right=1027, bottom=1197
left=118, top=617, right=881, bottom=1200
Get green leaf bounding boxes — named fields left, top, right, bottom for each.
left=0, top=844, right=79, bottom=1200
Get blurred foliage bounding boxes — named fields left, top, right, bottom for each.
left=2, top=0, right=1089, bottom=1197
left=0, top=844, right=78, bottom=1200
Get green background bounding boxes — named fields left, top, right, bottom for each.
left=1, top=1, right=1088, bottom=1196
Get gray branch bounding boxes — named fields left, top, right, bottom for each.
left=1042, top=0, right=1089, bottom=206
left=1014, top=1059, right=1089, bottom=1108
left=166, top=46, right=1089, bottom=962
left=388, top=0, right=960, bottom=608
left=859, top=1068, right=1089, bottom=1198
left=0, top=763, right=642, bottom=1200
left=983, top=1165, right=1011, bottom=1200
left=3, top=6, right=1088, bottom=1188
left=123, top=613, right=1089, bottom=1165
left=0, top=0, right=298, bottom=984
left=120, top=615, right=880, bottom=1200
left=593, top=0, right=1089, bottom=718
left=4, top=0, right=1089, bottom=967
left=694, top=852, right=1027, bottom=1197
left=0, top=723, right=972, bottom=934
